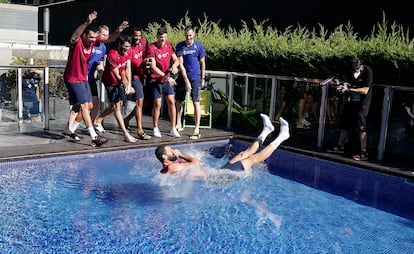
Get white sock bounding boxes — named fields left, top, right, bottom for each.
left=271, top=117, right=290, bottom=148
left=72, top=121, right=80, bottom=131
left=257, top=113, right=274, bottom=143
left=88, top=127, right=98, bottom=139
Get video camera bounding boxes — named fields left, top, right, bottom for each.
left=145, top=58, right=152, bottom=75
left=319, top=77, right=352, bottom=93
left=164, top=67, right=179, bottom=80
left=334, top=79, right=352, bottom=93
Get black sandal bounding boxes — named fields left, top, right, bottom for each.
left=62, top=132, right=81, bottom=142
left=138, top=132, right=151, bottom=140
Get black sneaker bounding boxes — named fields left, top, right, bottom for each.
left=90, top=136, right=108, bottom=147
left=353, top=152, right=368, bottom=161
left=328, top=145, right=345, bottom=154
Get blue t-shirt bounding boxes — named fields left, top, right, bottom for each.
left=175, top=40, right=205, bottom=81
left=87, top=42, right=107, bottom=81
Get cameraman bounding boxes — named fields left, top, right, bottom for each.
left=22, top=69, right=42, bottom=122
left=328, top=58, right=373, bottom=161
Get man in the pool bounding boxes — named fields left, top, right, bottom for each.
left=154, top=114, right=290, bottom=174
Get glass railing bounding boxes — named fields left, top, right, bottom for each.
left=1, top=66, right=413, bottom=164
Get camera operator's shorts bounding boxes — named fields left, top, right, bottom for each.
left=151, top=81, right=174, bottom=99
left=104, top=84, right=125, bottom=104
left=65, top=81, right=92, bottom=105
left=339, top=101, right=368, bottom=132
left=175, top=76, right=202, bottom=102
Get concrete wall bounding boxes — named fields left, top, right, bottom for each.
left=0, top=4, right=67, bottom=65
left=0, top=3, right=38, bottom=44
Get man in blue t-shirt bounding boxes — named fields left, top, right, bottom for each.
left=22, top=69, right=42, bottom=121
left=87, top=25, right=109, bottom=123
left=175, top=26, right=206, bottom=139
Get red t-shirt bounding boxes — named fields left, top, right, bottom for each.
left=131, top=38, right=147, bottom=79
left=64, top=36, right=100, bottom=83
left=102, top=48, right=131, bottom=86
left=146, top=41, right=175, bottom=83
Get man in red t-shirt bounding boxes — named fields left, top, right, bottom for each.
left=94, top=34, right=137, bottom=143
left=123, top=27, right=151, bottom=140
left=146, top=26, right=180, bottom=138
left=63, top=11, right=128, bottom=147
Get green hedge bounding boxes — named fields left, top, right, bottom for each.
left=144, top=13, right=413, bottom=86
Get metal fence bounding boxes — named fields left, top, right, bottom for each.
left=1, top=65, right=413, bottom=163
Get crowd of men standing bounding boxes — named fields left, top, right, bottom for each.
left=62, top=11, right=206, bottom=147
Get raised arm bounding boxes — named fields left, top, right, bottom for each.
left=167, top=149, right=201, bottom=174
left=103, top=21, right=129, bottom=43
left=69, top=11, right=97, bottom=45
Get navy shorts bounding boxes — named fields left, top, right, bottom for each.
left=339, top=102, right=368, bottom=132
left=175, top=76, right=202, bottom=102
left=131, top=77, right=144, bottom=100
left=105, top=85, right=126, bottom=104
left=151, top=81, right=175, bottom=99
left=65, top=81, right=92, bottom=105
left=221, top=161, right=245, bottom=171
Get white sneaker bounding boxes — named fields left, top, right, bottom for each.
left=170, top=128, right=181, bottom=138
left=153, top=127, right=162, bottom=138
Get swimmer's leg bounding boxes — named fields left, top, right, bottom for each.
left=229, top=114, right=275, bottom=163
left=240, top=117, right=290, bottom=170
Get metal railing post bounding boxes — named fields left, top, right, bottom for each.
left=377, top=86, right=393, bottom=161
left=227, top=74, right=234, bottom=129
left=317, top=83, right=329, bottom=150
left=17, top=68, right=23, bottom=131
left=243, top=74, right=249, bottom=110
left=43, top=67, right=50, bottom=130
left=269, top=77, right=277, bottom=121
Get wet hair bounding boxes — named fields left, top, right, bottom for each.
left=157, top=26, right=167, bottom=35
left=155, top=145, right=166, bottom=163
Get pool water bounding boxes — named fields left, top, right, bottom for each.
left=0, top=140, right=413, bottom=253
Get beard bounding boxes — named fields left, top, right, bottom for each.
left=168, top=155, right=178, bottom=161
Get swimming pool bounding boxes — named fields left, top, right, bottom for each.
left=1, top=139, right=413, bottom=253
